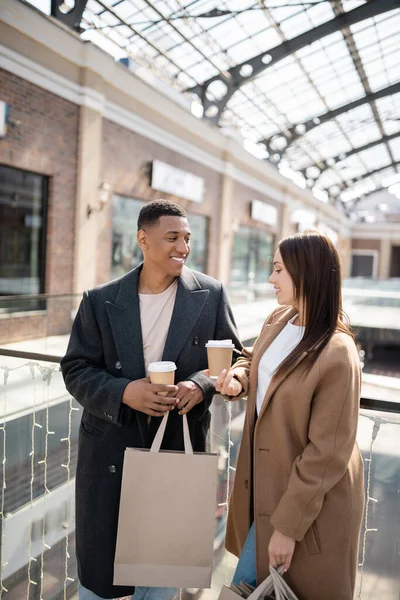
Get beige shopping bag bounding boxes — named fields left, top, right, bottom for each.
left=114, top=413, right=218, bottom=588
left=217, top=566, right=295, bottom=600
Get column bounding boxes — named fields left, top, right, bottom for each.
left=378, top=238, right=391, bottom=280
left=73, top=99, right=104, bottom=294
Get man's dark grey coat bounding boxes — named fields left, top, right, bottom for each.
left=61, top=265, right=242, bottom=598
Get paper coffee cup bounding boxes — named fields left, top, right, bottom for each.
left=205, top=340, right=234, bottom=379
left=148, top=361, right=177, bottom=395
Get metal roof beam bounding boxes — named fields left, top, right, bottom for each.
left=326, top=160, right=400, bottom=194
left=185, top=0, right=399, bottom=125
left=51, top=0, right=89, bottom=32
left=300, top=131, right=400, bottom=182
left=329, top=0, right=397, bottom=182
left=260, top=81, right=400, bottom=155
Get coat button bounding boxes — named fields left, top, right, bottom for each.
left=115, top=361, right=121, bottom=369
left=108, top=465, right=117, bottom=474
left=244, top=480, right=249, bottom=489
left=193, top=337, right=200, bottom=346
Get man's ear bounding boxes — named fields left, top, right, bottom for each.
left=137, top=229, right=148, bottom=251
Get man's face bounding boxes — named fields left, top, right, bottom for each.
left=138, top=216, right=191, bottom=276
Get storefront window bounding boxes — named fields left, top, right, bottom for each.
left=231, top=227, right=273, bottom=295
left=111, top=195, right=145, bottom=280
left=0, top=165, right=48, bottom=311
left=184, top=213, right=208, bottom=273
left=112, top=196, right=208, bottom=279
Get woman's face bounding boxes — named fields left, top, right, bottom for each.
left=269, top=249, right=296, bottom=307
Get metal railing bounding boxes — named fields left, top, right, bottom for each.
left=0, top=290, right=399, bottom=600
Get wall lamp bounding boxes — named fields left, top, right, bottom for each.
left=87, top=182, right=112, bottom=218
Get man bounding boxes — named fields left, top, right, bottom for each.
left=61, top=200, right=242, bottom=600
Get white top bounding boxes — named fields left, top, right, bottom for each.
left=256, top=315, right=305, bottom=415
left=139, top=280, right=178, bottom=375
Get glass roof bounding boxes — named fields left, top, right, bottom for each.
left=27, top=0, right=400, bottom=221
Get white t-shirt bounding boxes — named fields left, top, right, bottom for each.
left=139, top=280, right=178, bottom=376
left=256, top=315, right=305, bottom=415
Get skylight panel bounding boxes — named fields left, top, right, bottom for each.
left=389, top=138, right=400, bottom=160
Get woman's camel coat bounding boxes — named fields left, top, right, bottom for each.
left=225, top=306, right=364, bottom=600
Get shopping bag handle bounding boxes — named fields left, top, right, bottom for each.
left=150, top=412, right=194, bottom=455
left=269, top=566, right=299, bottom=600
left=245, top=565, right=285, bottom=600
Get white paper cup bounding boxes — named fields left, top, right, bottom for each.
left=148, top=361, right=177, bottom=395
left=205, top=340, right=234, bottom=379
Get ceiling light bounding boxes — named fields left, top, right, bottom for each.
left=326, top=158, right=336, bottom=167
left=270, top=136, right=288, bottom=151
left=205, top=104, right=219, bottom=118
left=313, top=117, right=321, bottom=125
left=59, top=0, right=75, bottom=14
left=306, top=178, right=314, bottom=187
left=295, top=124, right=306, bottom=135
left=306, top=166, right=321, bottom=179
left=239, top=64, right=253, bottom=78
left=270, top=153, right=281, bottom=163
left=262, top=54, right=272, bottom=65
left=329, top=185, right=341, bottom=197
left=338, top=153, right=346, bottom=160
left=205, top=80, right=228, bottom=101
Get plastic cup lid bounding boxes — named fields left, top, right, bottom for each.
left=148, top=361, right=177, bottom=372
left=205, top=340, right=235, bottom=348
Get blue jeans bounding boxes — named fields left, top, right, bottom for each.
left=78, top=582, right=178, bottom=600
left=232, top=522, right=257, bottom=587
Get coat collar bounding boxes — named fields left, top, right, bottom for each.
left=248, top=305, right=308, bottom=426
left=105, top=264, right=209, bottom=443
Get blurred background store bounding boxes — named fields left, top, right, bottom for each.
left=0, top=0, right=399, bottom=598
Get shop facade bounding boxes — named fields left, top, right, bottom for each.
left=0, top=1, right=351, bottom=343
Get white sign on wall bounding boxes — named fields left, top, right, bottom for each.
left=0, top=101, right=8, bottom=138
left=291, top=208, right=317, bottom=231
left=151, top=160, right=204, bottom=203
left=251, top=199, right=278, bottom=227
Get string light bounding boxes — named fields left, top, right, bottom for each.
left=39, top=366, right=54, bottom=600
left=356, top=412, right=398, bottom=599
left=0, top=368, right=9, bottom=598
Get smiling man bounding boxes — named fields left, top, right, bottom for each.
left=61, top=199, right=242, bottom=600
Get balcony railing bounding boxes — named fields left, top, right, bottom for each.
left=0, top=292, right=399, bottom=599
left=0, top=347, right=399, bottom=600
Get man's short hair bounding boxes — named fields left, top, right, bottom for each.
left=137, top=200, right=187, bottom=231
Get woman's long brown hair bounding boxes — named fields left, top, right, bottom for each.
left=274, top=230, right=353, bottom=379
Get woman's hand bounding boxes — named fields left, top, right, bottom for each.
left=214, top=369, right=243, bottom=396
left=268, top=529, right=296, bottom=572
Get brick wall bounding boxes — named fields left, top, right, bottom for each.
left=99, top=119, right=223, bottom=284
left=0, top=69, right=79, bottom=343
left=351, top=238, right=381, bottom=252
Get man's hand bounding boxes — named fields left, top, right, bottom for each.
left=122, top=378, right=179, bottom=417
left=167, top=380, right=204, bottom=415
left=268, top=529, right=296, bottom=572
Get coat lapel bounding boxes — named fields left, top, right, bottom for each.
left=162, top=267, right=209, bottom=363
left=256, top=350, right=308, bottom=423
left=105, top=265, right=148, bottom=443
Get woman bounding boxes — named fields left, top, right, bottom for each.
left=216, top=231, right=364, bottom=600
